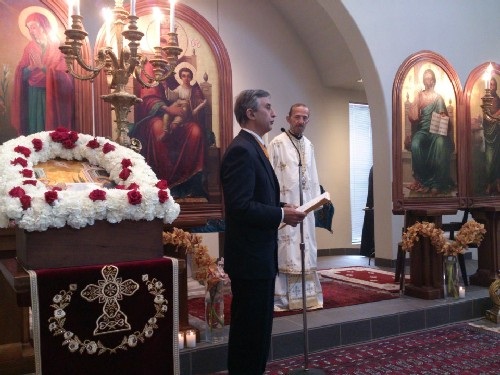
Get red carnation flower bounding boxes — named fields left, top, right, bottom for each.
left=14, top=146, right=31, bottom=158
left=89, top=189, right=107, bottom=201
left=156, top=180, right=168, bottom=189
left=115, top=185, right=126, bottom=190
left=102, top=143, right=116, bottom=154
left=158, top=189, right=169, bottom=203
left=11, top=157, right=28, bottom=168
left=127, top=183, right=139, bottom=190
left=50, top=128, right=78, bottom=149
left=9, top=186, right=25, bottom=198
left=121, top=158, right=132, bottom=168
left=119, top=168, right=131, bottom=180
left=62, top=138, right=76, bottom=149
left=21, top=169, right=33, bottom=178
left=44, top=190, right=58, bottom=205
left=52, top=186, right=63, bottom=191
left=87, top=139, right=100, bottom=149
left=32, top=138, right=43, bottom=151
left=69, top=131, right=78, bottom=143
left=50, top=128, right=66, bottom=142
left=20, top=195, right=32, bottom=210
left=23, top=180, right=37, bottom=186
left=127, top=190, right=142, bottom=205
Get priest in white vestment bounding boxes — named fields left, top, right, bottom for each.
left=268, top=103, right=323, bottom=311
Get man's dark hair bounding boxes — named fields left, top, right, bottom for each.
left=234, top=89, right=270, bottom=126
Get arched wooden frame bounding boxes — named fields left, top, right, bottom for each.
left=392, top=50, right=465, bottom=213
left=464, top=62, right=500, bottom=206
left=93, top=2, right=233, bottom=227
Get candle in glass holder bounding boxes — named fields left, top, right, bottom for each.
left=459, top=286, right=465, bottom=298
left=178, top=331, right=184, bottom=349
left=186, top=330, right=196, bottom=348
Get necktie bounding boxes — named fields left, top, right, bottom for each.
left=259, top=142, right=270, bottom=160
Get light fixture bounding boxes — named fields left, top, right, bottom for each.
left=59, top=0, right=182, bottom=151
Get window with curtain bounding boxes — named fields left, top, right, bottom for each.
left=349, top=103, right=373, bottom=244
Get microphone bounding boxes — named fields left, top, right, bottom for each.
left=281, top=128, right=286, bottom=132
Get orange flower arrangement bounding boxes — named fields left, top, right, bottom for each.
left=401, top=220, right=486, bottom=256
left=162, top=227, right=229, bottom=289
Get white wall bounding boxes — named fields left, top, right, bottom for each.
left=183, top=0, right=366, bottom=252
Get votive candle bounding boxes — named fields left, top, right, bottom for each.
left=186, top=329, right=196, bottom=348
left=178, top=332, right=184, bottom=349
left=459, top=286, right=465, bottom=298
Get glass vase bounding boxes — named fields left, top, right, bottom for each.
left=205, top=280, right=225, bottom=343
left=443, top=255, right=459, bottom=299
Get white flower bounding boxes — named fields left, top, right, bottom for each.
left=68, top=340, right=79, bottom=352
left=144, top=327, right=154, bottom=338
left=128, top=334, right=138, bottom=347
left=54, top=309, right=66, bottom=319
left=85, top=341, right=98, bottom=354
left=154, top=294, right=165, bottom=304
left=0, top=130, right=180, bottom=232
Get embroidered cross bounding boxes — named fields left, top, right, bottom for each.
left=81, top=265, right=139, bottom=336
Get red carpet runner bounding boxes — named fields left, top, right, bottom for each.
left=188, top=280, right=398, bottom=324
left=29, top=257, right=179, bottom=375
left=263, top=323, right=500, bottom=374
left=319, top=266, right=410, bottom=293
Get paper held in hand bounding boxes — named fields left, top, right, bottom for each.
left=279, top=191, right=331, bottom=229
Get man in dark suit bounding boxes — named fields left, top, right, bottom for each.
left=221, top=89, right=306, bottom=374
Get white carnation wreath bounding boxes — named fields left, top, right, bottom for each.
left=0, top=128, right=180, bottom=232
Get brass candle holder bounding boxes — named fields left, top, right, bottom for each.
left=59, top=1, right=182, bottom=151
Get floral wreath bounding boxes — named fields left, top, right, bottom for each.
left=401, top=220, right=486, bottom=256
left=0, top=128, right=180, bottom=231
left=46, top=272, right=167, bottom=355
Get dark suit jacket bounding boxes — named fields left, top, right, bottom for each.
left=221, top=130, right=282, bottom=279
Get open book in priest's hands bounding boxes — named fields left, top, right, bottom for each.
left=279, top=191, right=331, bottom=229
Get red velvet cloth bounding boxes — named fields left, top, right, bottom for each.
left=29, top=257, right=178, bottom=375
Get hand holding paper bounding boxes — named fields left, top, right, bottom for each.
left=280, top=192, right=331, bottom=229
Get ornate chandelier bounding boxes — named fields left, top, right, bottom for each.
left=59, top=0, right=182, bottom=151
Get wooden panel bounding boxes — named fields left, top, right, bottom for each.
left=16, top=219, right=164, bottom=269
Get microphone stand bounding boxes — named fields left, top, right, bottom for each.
left=282, top=129, right=324, bottom=375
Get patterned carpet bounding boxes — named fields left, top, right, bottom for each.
left=319, top=266, right=409, bottom=293
left=260, top=323, right=500, bottom=374
left=187, top=279, right=398, bottom=325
